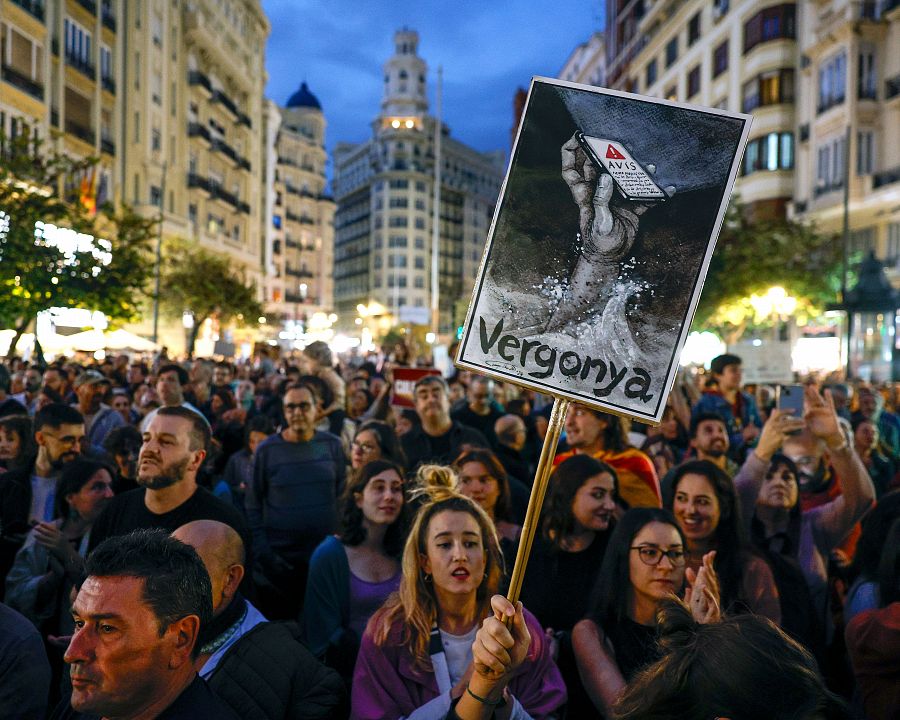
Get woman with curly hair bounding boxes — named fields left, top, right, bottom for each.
left=351, top=477, right=565, bottom=719
left=304, top=459, right=407, bottom=680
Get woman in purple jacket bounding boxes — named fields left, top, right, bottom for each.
left=351, top=480, right=566, bottom=719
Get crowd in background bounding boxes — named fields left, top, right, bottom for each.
left=0, top=341, right=897, bottom=719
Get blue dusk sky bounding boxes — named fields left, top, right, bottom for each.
left=261, top=1, right=603, bottom=162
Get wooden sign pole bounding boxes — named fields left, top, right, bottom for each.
left=505, top=396, right=570, bottom=607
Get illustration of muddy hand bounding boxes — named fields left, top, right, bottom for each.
left=561, top=133, right=649, bottom=261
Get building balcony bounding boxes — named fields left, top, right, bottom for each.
left=11, top=0, right=45, bottom=21
left=211, top=138, right=250, bottom=171
left=285, top=238, right=302, bottom=249
left=66, top=53, right=96, bottom=80
left=101, top=76, right=115, bottom=94
left=887, top=74, right=900, bottom=101
left=814, top=181, right=843, bottom=198
left=873, top=166, right=900, bottom=190
left=817, top=94, right=845, bottom=115
left=1, top=64, right=44, bottom=101
left=76, top=0, right=97, bottom=14
left=286, top=266, right=315, bottom=278
left=65, top=119, right=95, bottom=145
left=187, top=172, right=212, bottom=194
left=188, top=71, right=213, bottom=95
left=285, top=210, right=303, bottom=223
left=187, top=121, right=212, bottom=142
left=285, top=292, right=315, bottom=304
left=100, top=136, right=115, bottom=155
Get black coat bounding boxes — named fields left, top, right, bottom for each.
left=0, top=461, right=35, bottom=600
left=206, top=621, right=346, bottom=720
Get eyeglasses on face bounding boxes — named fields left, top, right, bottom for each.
left=352, top=441, right=378, bottom=453
left=284, top=402, right=313, bottom=413
left=631, top=545, right=686, bottom=566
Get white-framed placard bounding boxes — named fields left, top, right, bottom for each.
left=456, top=77, right=752, bottom=424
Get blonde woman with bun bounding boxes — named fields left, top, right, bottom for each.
left=350, top=481, right=566, bottom=719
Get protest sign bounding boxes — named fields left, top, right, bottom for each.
left=456, top=77, right=752, bottom=424
left=390, top=367, right=442, bottom=407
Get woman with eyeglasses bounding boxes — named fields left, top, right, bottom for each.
left=304, top=459, right=407, bottom=682
left=572, top=507, right=720, bottom=716
left=350, top=420, right=407, bottom=474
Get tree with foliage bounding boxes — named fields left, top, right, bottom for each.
left=691, top=199, right=843, bottom=344
left=0, top=124, right=156, bottom=358
left=160, top=240, right=263, bottom=357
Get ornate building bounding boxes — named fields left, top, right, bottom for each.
left=332, top=29, right=504, bottom=334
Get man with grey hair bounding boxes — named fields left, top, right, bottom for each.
left=451, top=375, right=504, bottom=449
left=401, top=375, right=488, bottom=470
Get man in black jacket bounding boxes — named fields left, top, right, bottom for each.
left=173, top=519, right=345, bottom=719
left=400, top=375, right=489, bottom=471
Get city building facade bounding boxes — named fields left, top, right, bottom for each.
left=332, top=29, right=504, bottom=335
left=1, top=0, right=124, bottom=207
left=605, top=0, right=799, bottom=220
left=559, top=30, right=606, bottom=87
left=792, top=0, right=899, bottom=276
left=265, top=83, right=335, bottom=340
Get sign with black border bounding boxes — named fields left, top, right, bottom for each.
left=456, top=77, right=752, bottom=423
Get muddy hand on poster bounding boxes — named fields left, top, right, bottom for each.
left=457, top=78, right=751, bottom=423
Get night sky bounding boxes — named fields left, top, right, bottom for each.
left=261, top=0, right=602, bottom=172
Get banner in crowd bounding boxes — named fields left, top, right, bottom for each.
left=456, top=77, right=752, bottom=423
left=390, top=367, right=442, bottom=407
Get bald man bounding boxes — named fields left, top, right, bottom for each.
left=172, top=521, right=344, bottom=719
left=494, top=413, right=531, bottom=486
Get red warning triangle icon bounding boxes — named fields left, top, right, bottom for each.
left=605, top=144, right=626, bottom=160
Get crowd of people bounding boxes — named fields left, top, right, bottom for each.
left=0, top=343, right=897, bottom=719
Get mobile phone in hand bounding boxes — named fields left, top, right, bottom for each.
left=777, top=385, right=805, bottom=418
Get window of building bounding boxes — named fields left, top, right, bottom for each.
left=713, top=40, right=729, bottom=77
left=743, top=132, right=794, bottom=175
left=665, top=85, right=677, bottom=101
left=389, top=235, right=407, bottom=247
left=858, top=47, right=876, bottom=100
left=817, top=51, right=846, bottom=114
left=665, top=37, right=678, bottom=68
left=646, top=59, right=657, bottom=88
left=713, top=0, right=729, bottom=19
left=815, top=134, right=846, bottom=193
left=415, top=236, right=425, bottom=249
left=415, top=217, right=425, bottom=229
left=389, top=216, right=408, bottom=227
left=415, top=199, right=426, bottom=210
left=374, top=255, right=382, bottom=269
left=688, top=13, right=701, bottom=45
left=415, top=256, right=425, bottom=269
left=150, top=185, right=162, bottom=207
left=744, top=4, right=795, bottom=54
left=273, top=215, right=282, bottom=229
left=133, top=112, right=140, bottom=143
left=687, top=65, right=701, bottom=98
left=374, top=275, right=382, bottom=288
left=374, top=235, right=383, bottom=249
left=133, top=174, right=140, bottom=203
left=151, top=128, right=161, bottom=151
left=389, top=197, right=408, bottom=208
left=742, top=69, right=794, bottom=112
left=188, top=204, right=197, bottom=227
left=857, top=130, right=873, bottom=175
left=64, top=18, right=92, bottom=66
left=100, top=45, right=112, bottom=80
left=414, top=276, right=425, bottom=288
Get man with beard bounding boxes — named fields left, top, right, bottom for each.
left=451, top=375, right=504, bottom=449
left=88, top=407, right=250, bottom=574
left=0, top=403, right=84, bottom=596
left=660, top=412, right=738, bottom=500
left=12, top=365, right=42, bottom=416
